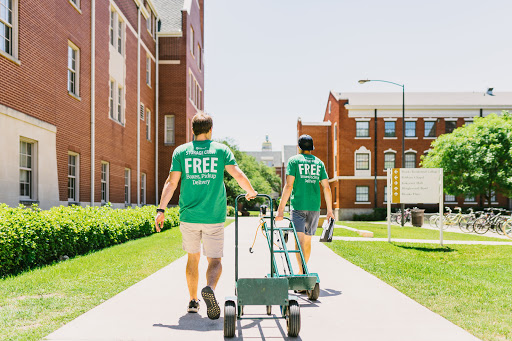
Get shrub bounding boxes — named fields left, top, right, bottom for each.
left=353, top=208, right=387, bottom=221
left=0, top=204, right=179, bottom=277
left=226, top=205, right=235, bottom=217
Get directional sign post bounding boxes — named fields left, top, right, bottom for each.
left=387, top=168, right=444, bottom=245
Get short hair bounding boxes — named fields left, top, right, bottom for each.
left=191, top=112, right=213, bottom=136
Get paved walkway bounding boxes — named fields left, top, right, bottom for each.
left=321, top=235, right=512, bottom=245
left=46, top=217, right=481, bottom=340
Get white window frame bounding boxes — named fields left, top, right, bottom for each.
left=445, top=120, right=457, bottom=134
left=101, top=162, right=109, bottom=204
left=404, top=152, right=416, bottom=168
left=110, top=9, right=115, bottom=46
left=333, top=122, right=338, bottom=176
left=356, top=186, right=369, bottom=202
left=117, top=85, right=124, bottom=123
left=190, top=25, right=194, bottom=56
left=67, top=152, right=79, bottom=202
left=384, top=152, right=396, bottom=169
left=124, top=168, right=131, bottom=205
left=445, top=194, right=456, bottom=203
left=68, top=41, right=80, bottom=97
left=146, top=109, right=151, bottom=141
left=197, top=43, right=201, bottom=69
left=146, top=55, right=151, bottom=86
left=146, top=12, right=151, bottom=34
left=424, top=120, right=436, bottom=138
left=465, top=194, right=476, bottom=203
left=109, top=79, right=115, bottom=119
left=355, top=153, right=369, bottom=170
left=0, top=0, right=18, bottom=62
left=141, top=173, right=146, bottom=205
left=405, top=121, right=416, bottom=137
left=384, top=121, right=396, bottom=137
left=164, top=115, right=175, bottom=145
left=19, top=138, right=37, bottom=201
left=354, top=146, right=371, bottom=177
left=356, top=121, right=370, bottom=137
left=140, top=103, right=145, bottom=120
left=69, top=0, right=80, bottom=12
left=384, top=186, right=388, bottom=203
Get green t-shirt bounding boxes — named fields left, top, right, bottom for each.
left=170, top=140, right=237, bottom=224
left=286, top=153, right=328, bottom=211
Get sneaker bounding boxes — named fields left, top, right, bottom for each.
left=294, top=290, right=307, bottom=294
left=201, top=286, right=221, bottom=320
left=187, top=299, right=200, bottom=313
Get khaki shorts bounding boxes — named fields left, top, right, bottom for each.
left=180, top=222, right=225, bottom=258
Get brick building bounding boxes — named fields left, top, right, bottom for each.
left=0, top=0, right=203, bottom=209
left=299, top=91, right=512, bottom=220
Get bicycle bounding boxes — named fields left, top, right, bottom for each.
left=429, top=207, right=469, bottom=230
left=472, top=208, right=509, bottom=235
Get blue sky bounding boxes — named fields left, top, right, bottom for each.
left=204, top=0, right=512, bottom=152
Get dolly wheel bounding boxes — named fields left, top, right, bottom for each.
left=307, top=282, right=320, bottom=301
left=224, top=301, right=236, bottom=338
left=266, top=305, right=272, bottom=315
left=286, top=300, right=301, bottom=337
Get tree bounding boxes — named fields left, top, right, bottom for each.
left=219, top=139, right=282, bottom=207
left=421, top=112, right=512, bottom=206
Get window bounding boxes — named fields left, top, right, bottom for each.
left=101, top=162, right=109, bottom=203
left=465, top=194, right=475, bottom=202
left=146, top=109, right=151, bottom=141
left=146, top=13, right=151, bottom=33
left=356, top=121, right=369, bottom=137
left=384, top=121, right=395, bottom=137
left=334, top=187, right=337, bottom=203
left=356, top=186, right=369, bottom=202
left=384, top=186, right=387, bottom=202
left=117, top=18, right=123, bottom=54
left=490, top=191, right=496, bottom=202
left=445, top=120, right=457, bottom=134
left=445, top=194, right=456, bottom=202
left=189, top=72, right=193, bottom=100
left=197, top=43, right=201, bottom=69
left=140, top=103, right=145, bottom=120
left=19, top=140, right=34, bottom=199
left=70, top=0, right=80, bottom=9
left=164, top=115, right=175, bottom=144
left=68, top=42, right=79, bottom=96
left=190, top=26, right=194, bottom=55
left=424, top=121, right=436, bottom=137
left=328, top=101, right=331, bottom=114
left=110, top=10, right=114, bottom=46
left=146, top=56, right=151, bottom=86
left=356, top=153, right=369, bottom=170
left=0, top=0, right=16, bottom=58
left=109, top=80, right=114, bottom=119
left=141, top=173, right=146, bottom=205
left=405, top=121, right=416, bottom=137
left=117, top=86, right=123, bottom=122
left=333, top=123, right=338, bottom=174
left=384, top=153, right=395, bottom=169
left=124, top=169, right=130, bottom=204
left=405, top=153, right=416, bottom=168
left=68, top=153, right=79, bottom=202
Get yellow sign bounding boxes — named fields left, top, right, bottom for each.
left=391, top=168, right=400, bottom=203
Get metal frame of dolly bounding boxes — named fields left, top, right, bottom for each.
left=223, top=194, right=301, bottom=338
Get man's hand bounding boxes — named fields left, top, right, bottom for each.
left=155, top=212, right=165, bottom=232
left=326, top=210, right=335, bottom=222
left=275, top=210, right=284, bottom=221
left=245, top=190, right=258, bottom=201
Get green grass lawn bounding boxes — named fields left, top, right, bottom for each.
left=0, top=227, right=185, bottom=341
left=335, top=221, right=509, bottom=242
left=327, top=241, right=512, bottom=341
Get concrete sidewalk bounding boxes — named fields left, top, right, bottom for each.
left=46, top=217, right=481, bottom=341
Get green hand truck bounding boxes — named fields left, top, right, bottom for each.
left=223, top=194, right=318, bottom=338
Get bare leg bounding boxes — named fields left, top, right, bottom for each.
left=295, top=233, right=313, bottom=274
left=186, top=252, right=200, bottom=301
left=206, top=257, right=222, bottom=290
left=295, top=232, right=305, bottom=274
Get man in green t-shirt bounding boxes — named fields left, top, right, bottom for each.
left=155, top=113, right=257, bottom=320
left=276, top=134, right=334, bottom=281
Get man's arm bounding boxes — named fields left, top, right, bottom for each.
left=276, top=175, right=295, bottom=221
left=155, top=171, right=181, bottom=232
left=225, top=165, right=258, bottom=200
left=321, top=179, right=335, bottom=221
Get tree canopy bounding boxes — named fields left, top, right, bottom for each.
left=219, top=139, right=282, bottom=207
left=421, top=112, right=512, bottom=206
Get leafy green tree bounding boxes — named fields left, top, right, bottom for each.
left=421, top=112, right=512, bottom=206
left=218, top=139, right=281, bottom=207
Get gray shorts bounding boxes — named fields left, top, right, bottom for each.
left=291, top=210, right=320, bottom=236
left=179, top=222, right=224, bottom=258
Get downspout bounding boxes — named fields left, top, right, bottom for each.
left=137, top=6, right=141, bottom=206
left=374, top=108, right=377, bottom=209
left=155, top=34, right=159, bottom=204
left=90, top=0, right=95, bottom=206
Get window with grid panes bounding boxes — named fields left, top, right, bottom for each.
left=356, top=121, right=369, bottom=137
left=165, top=115, right=175, bottom=144
left=68, top=44, right=79, bottom=95
left=465, top=194, right=475, bottom=202
left=141, top=173, right=146, bottom=205
left=117, top=19, right=123, bottom=54
left=405, top=121, right=416, bottom=137
left=384, top=121, right=395, bottom=137
left=68, top=153, right=78, bottom=202
left=101, top=162, right=109, bottom=203
left=0, top=0, right=15, bottom=56
left=445, top=194, right=456, bottom=202
left=424, top=121, right=436, bottom=137
left=356, top=153, right=369, bottom=170
left=124, top=169, right=130, bottom=204
left=117, top=86, right=123, bottom=122
left=404, top=153, right=415, bottom=168
left=445, top=120, right=457, bottom=134
left=384, top=153, right=395, bottom=169
left=146, top=109, right=151, bottom=141
left=146, top=56, right=151, bottom=86
left=384, top=186, right=388, bottom=202
left=109, top=80, right=114, bottom=119
left=110, top=10, right=114, bottom=46
left=19, top=140, right=33, bottom=199
left=356, top=186, right=369, bottom=202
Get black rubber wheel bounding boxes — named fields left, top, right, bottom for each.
left=266, top=305, right=272, bottom=315
left=224, top=301, right=236, bottom=338
left=307, top=282, right=320, bottom=301
left=286, top=300, right=301, bottom=337
left=473, top=217, right=489, bottom=234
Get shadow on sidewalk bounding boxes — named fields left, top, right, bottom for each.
left=154, top=313, right=222, bottom=332
left=393, top=244, right=454, bottom=253
left=229, top=317, right=303, bottom=341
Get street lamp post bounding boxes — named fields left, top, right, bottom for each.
left=359, top=79, right=406, bottom=226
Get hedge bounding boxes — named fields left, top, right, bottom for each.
left=0, top=204, right=179, bottom=277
